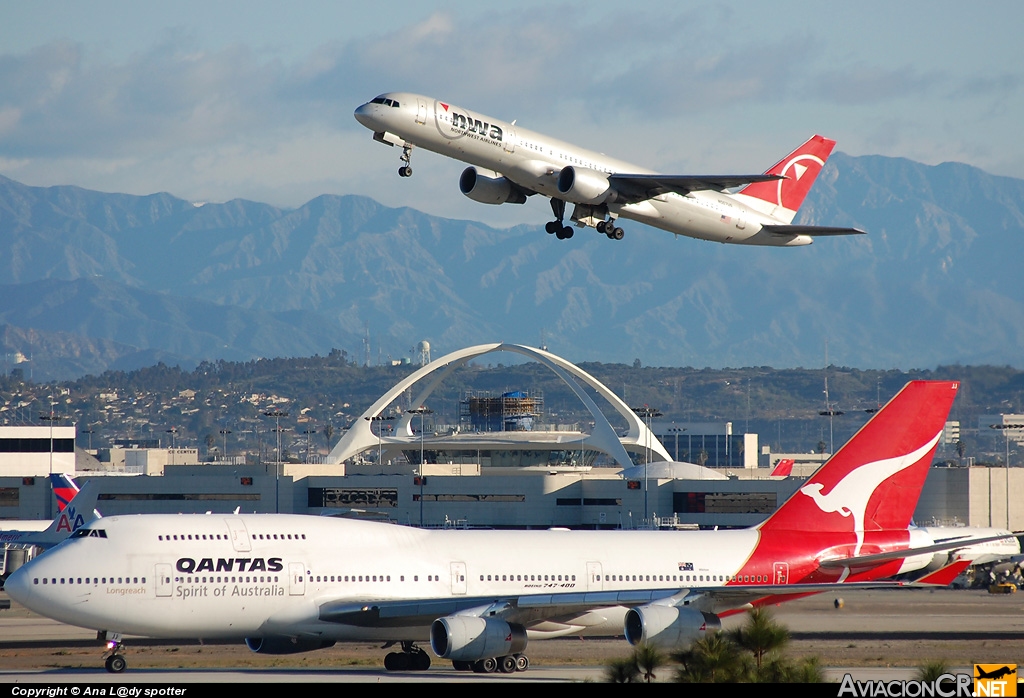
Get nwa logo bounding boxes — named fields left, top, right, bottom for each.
left=55, top=505, right=86, bottom=534
left=177, top=557, right=283, bottom=573
left=438, top=102, right=503, bottom=142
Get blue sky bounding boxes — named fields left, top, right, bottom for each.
left=2, top=1, right=1022, bottom=227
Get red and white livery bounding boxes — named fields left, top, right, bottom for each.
left=9, top=381, right=1014, bottom=675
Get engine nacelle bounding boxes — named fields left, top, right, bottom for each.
left=556, top=166, right=617, bottom=205
left=624, top=605, right=721, bottom=648
left=245, top=636, right=336, bottom=655
left=430, top=616, right=528, bottom=661
left=459, top=167, right=527, bottom=205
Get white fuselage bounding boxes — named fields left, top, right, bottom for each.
left=354, top=93, right=812, bottom=246
left=10, top=514, right=764, bottom=640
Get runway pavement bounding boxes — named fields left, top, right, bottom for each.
left=0, top=588, right=1021, bottom=683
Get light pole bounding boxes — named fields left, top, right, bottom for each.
left=407, top=406, right=433, bottom=527
left=667, top=424, right=687, bottom=462
left=39, top=404, right=60, bottom=519
left=302, top=427, right=316, bottom=463
left=632, top=405, right=662, bottom=523
left=366, top=415, right=396, bottom=465
left=989, top=423, right=1024, bottom=529
left=164, top=427, right=179, bottom=466
left=263, top=409, right=289, bottom=513
left=220, top=428, right=232, bottom=461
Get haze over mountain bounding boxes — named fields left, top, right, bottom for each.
left=0, top=152, right=1021, bottom=380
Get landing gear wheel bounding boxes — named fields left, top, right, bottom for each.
left=384, top=651, right=408, bottom=670
left=596, top=220, right=607, bottom=234
left=474, top=656, right=499, bottom=673
left=612, top=226, right=624, bottom=240
left=105, top=654, right=127, bottom=673
left=398, top=166, right=412, bottom=177
left=452, top=660, right=473, bottom=671
left=562, top=226, right=574, bottom=239
left=413, top=649, right=430, bottom=671
left=545, top=220, right=560, bottom=234
left=515, top=654, right=529, bottom=672
left=500, top=655, right=517, bottom=673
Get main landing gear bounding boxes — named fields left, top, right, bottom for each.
left=398, top=145, right=413, bottom=177
left=596, top=219, right=625, bottom=240
left=382, top=640, right=431, bottom=671
left=452, top=654, right=530, bottom=673
left=546, top=199, right=624, bottom=241
left=546, top=198, right=574, bottom=239
left=102, top=633, right=127, bottom=673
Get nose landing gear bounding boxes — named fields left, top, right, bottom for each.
left=398, top=145, right=413, bottom=177
left=102, top=633, right=127, bottom=673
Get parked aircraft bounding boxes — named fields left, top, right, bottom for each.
left=1, top=474, right=99, bottom=548
left=9, top=381, right=1001, bottom=674
left=354, top=93, right=864, bottom=245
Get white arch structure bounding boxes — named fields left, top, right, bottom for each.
left=326, top=343, right=671, bottom=468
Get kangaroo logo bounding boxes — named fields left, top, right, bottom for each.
left=799, top=430, right=942, bottom=563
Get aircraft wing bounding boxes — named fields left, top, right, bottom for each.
left=317, top=578, right=938, bottom=632
left=817, top=531, right=1024, bottom=570
left=608, top=173, right=783, bottom=201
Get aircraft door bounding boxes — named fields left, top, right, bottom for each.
left=156, top=563, right=173, bottom=598
left=289, top=562, right=306, bottom=596
left=416, top=98, right=428, bottom=125
left=504, top=127, right=516, bottom=154
left=450, top=562, right=467, bottom=595
left=587, top=562, right=603, bottom=591
left=773, top=562, right=789, bottom=585
left=225, top=518, right=252, bottom=552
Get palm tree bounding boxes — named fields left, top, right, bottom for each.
left=728, top=607, right=790, bottom=672
left=673, top=633, right=748, bottom=682
left=604, top=656, right=640, bottom=683
left=633, top=643, right=665, bottom=683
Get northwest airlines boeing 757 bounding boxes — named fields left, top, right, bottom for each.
left=10, top=381, right=1016, bottom=675
left=354, top=92, right=864, bottom=245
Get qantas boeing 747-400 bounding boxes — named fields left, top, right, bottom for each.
left=354, top=92, right=864, bottom=245
left=10, top=381, right=1021, bottom=675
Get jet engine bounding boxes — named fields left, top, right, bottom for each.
left=624, top=605, right=721, bottom=648
left=557, top=166, right=617, bottom=205
left=459, top=167, right=527, bottom=205
left=430, top=616, right=527, bottom=661
left=244, top=636, right=336, bottom=654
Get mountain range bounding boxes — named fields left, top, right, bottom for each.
left=1, top=152, right=1022, bottom=381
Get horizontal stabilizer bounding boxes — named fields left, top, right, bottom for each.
left=911, top=559, right=972, bottom=586
left=761, top=224, right=865, bottom=236
left=818, top=531, right=1024, bottom=570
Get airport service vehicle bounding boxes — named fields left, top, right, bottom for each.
left=354, top=92, right=864, bottom=245
left=9, top=381, right=997, bottom=674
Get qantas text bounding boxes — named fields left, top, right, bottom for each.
left=176, top=557, right=283, bottom=573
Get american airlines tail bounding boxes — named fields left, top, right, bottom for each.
left=734, top=135, right=837, bottom=223
left=25, top=476, right=101, bottom=547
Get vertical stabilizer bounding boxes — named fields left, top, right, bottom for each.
left=760, top=381, right=959, bottom=535
left=734, top=135, right=837, bottom=223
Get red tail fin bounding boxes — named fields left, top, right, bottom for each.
left=736, top=135, right=836, bottom=222
left=761, top=381, right=959, bottom=535
left=770, top=458, right=795, bottom=477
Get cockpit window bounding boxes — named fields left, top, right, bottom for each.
left=70, top=528, right=108, bottom=539
left=370, top=96, right=400, bottom=108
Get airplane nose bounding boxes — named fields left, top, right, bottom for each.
left=353, top=103, right=375, bottom=129
left=4, top=565, right=32, bottom=607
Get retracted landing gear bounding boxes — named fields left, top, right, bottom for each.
left=398, top=145, right=413, bottom=177
left=545, top=199, right=575, bottom=240
left=383, top=640, right=431, bottom=671
left=102, top=632, right=127, bottom=673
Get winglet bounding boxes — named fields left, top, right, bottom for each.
left=770, top=459, right=794, bottom=477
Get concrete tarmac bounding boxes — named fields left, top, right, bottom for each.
left=0, top=588, right=1021, bottom=683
